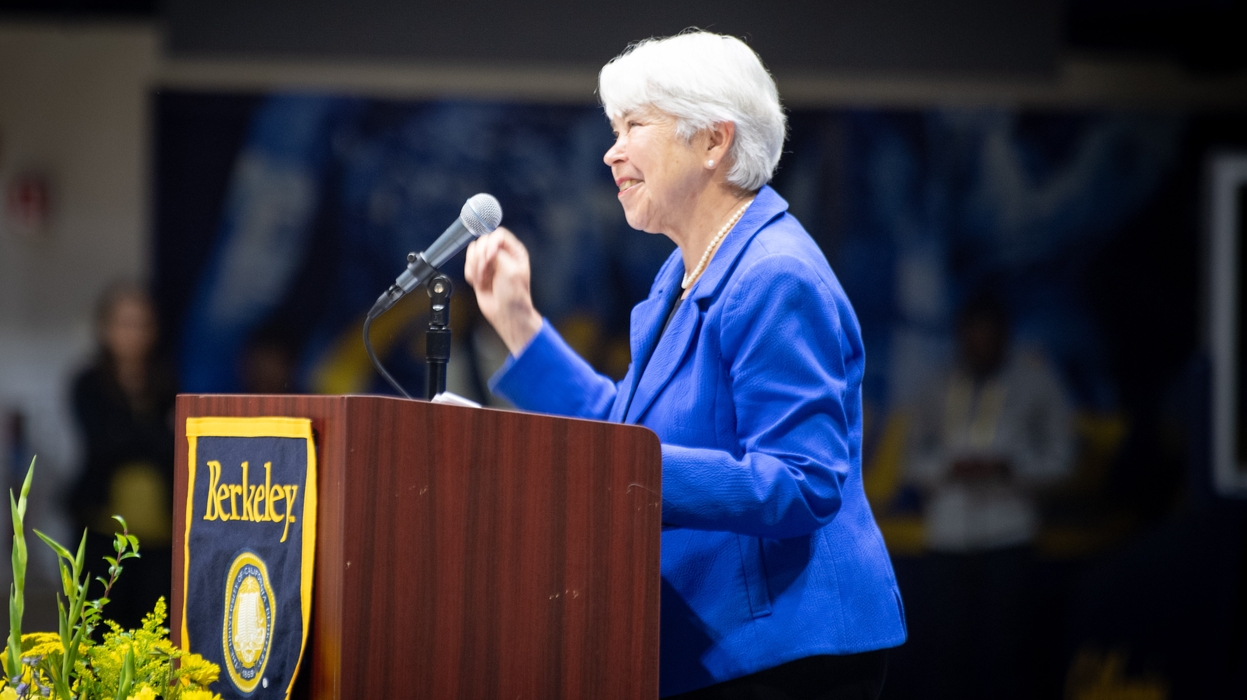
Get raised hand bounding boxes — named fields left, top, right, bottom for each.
left=464, top=227, right=543, bottom=354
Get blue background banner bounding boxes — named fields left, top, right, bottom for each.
left=154, top=93, right=1228, bottom=422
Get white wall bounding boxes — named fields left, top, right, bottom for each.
left=0, top=23, right=158, bottom=588
left=0, top=22, right=156, bottom=327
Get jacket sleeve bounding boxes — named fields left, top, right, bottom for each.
left=660, top=253, right=856, bottom=539
left=489, top=319, right=621, bottom=420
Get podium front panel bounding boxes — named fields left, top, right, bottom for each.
left=173, top=394, right=661, bottom=700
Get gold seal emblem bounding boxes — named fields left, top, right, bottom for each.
left=223, top=551, right=276, bottom=693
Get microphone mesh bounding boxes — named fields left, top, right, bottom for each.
left=461, top=193, right=503, bottom=237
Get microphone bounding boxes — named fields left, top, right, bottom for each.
left=369, top=193, right=502, bottom=318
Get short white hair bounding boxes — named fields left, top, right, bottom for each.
left=598, top=31, right=787, bottom=192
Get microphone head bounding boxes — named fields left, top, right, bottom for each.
left=461, top=193, right=503, bottom=237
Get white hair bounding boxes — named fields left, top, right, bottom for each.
left=598, top=31, right=787, bottom=191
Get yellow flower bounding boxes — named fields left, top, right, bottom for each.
left=19, top=631, right=68, bottom=659
left=0, top=687, right=16, bottom=700
left=20, top=631, right=60, bottom=646
left=127, top=685, right=158, bottom=700
left=181, top=690, right=222, bottom=700
left=179, top=653, right=220, bottom=686
left=24, top=642, right=63, bottom=659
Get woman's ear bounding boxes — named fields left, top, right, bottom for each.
left=704, top=121, right=735, bottom=168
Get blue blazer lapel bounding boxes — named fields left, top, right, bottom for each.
left=609, top=258, right=680, bottom=422
left=609, top=294, right=665, bottom=422
left=619, top=186, right=791, bottom=425
left=624, top=297, right=700, bottom=424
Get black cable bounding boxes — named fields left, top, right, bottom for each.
left=362, top=311, right=413, bottom=399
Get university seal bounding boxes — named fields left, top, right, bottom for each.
left=223, top=551, right=276, bottom=693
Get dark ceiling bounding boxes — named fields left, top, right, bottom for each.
left=0, top=0, right=1242, bottom=74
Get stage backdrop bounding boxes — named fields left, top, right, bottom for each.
left=154, top=92, right=1235, bottom=420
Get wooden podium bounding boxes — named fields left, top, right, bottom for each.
left=171, top=394, right=662, bottom=699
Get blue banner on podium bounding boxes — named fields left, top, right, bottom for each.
left=182, top=417, right=317, bottom=699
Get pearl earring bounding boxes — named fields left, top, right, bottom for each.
left=707, top=159, right=715, bottom=168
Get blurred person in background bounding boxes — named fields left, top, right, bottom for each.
left=68, top=281, right=177, bottom=630
left=905, top=291, right=1073, bottom=699
left=466, top=31, right=905, bottom=700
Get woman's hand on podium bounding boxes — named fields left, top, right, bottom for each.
left=464, top=226, right=543, bottom=355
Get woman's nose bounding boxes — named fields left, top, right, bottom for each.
left=603, top=137, right=624, bottom=165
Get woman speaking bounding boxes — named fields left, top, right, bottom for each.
left=465, top=32, right=906, bottom=699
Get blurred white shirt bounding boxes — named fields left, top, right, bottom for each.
left=906, top=350, right=1073, bottom=552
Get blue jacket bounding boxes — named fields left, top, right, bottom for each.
left=492, top=186, right=906, bottom=696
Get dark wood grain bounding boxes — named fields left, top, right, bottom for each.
left=172, top=394, right=662, bottom=699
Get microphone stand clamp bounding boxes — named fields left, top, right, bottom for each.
left=425, top=274, right=453, bottom=400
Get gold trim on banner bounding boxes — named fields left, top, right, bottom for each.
left=183, top=416, right=318, bottom=700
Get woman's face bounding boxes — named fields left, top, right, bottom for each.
left=604, top=107, right=706, bottom=236
left=103, top=294, right=157, bottom=364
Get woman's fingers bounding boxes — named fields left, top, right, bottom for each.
left=462, top=226, right=540, bottom=353
left=464, top=238, right=482, bottom=286
left=495, top=231, right=530, bottom=268
left=466, top=227, right=534, bottom=321
left=466, top=228, right=507, bottom=289
left=486, top=228, right=513, bottom=262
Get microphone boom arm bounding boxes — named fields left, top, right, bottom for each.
left=369, top=252, right=438, bottom=319
left=363, top=252, right=439, bottom=400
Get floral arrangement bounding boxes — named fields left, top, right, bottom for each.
left=3, top=458, right=223, bottom=700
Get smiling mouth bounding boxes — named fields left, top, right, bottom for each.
left=618, top=179, right=641, bottom=193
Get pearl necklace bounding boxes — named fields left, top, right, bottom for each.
left=681, top=199, right=753, bottom=289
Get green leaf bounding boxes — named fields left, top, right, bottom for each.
left=16, top=457, right=34, bottom=520
left=114, top=644, right=136, bottom=700
left=112, top=514, right=129, bottom=532
left=9, top=491, right=19, bottom=540
left=10, top=543, right=23, bottom=595
left=57, top=596, right=68, bottom=640
left=65, top=589, right=86, bottom=643
left=74, top=529, right=87, bottom=576
left=34, top=529, right=74, bottom=564
left=11, top=536, right=25, bottom=587
left=6, top=458, right=34, bottom=686
left=125, top=534, right=140, bottom=553
left=65, top=621, right=88, bottom=667
left=7, top=587, right=21, bottom=679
